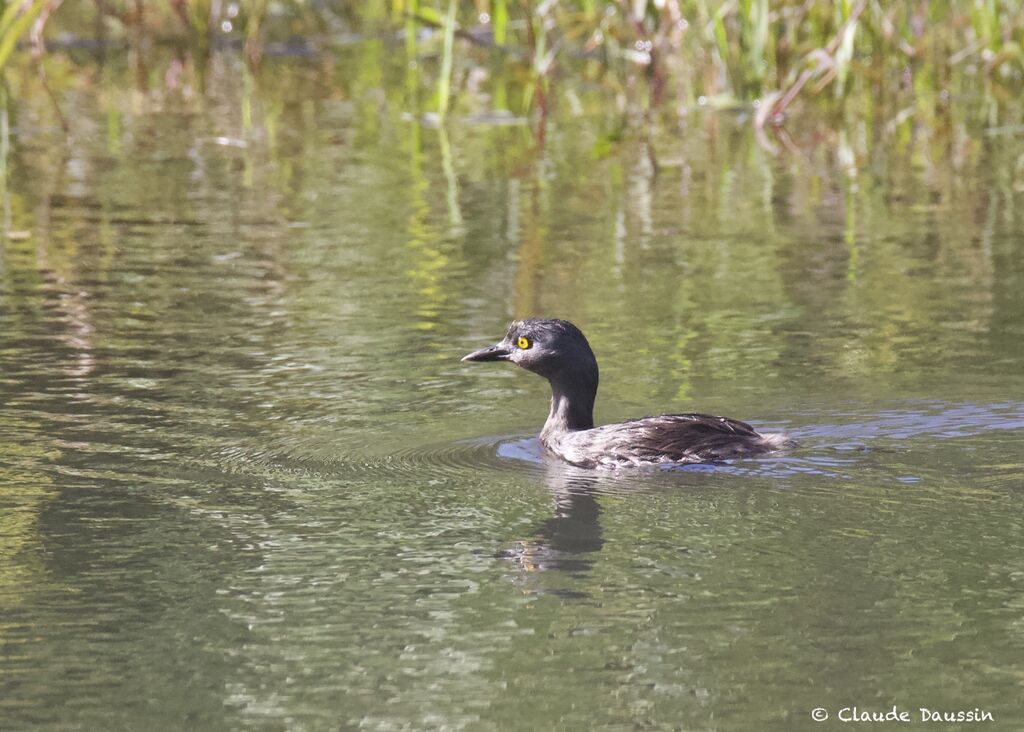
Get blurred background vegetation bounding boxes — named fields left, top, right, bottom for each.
left=1, top=1, right=1022, bottom=400
left=2, top=0, right=1024, bottom=129
left=2, top=0, right=1022, bottom=359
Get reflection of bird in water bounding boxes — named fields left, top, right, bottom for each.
left=464, top=319, right=792, bottom=468
left=500, top=459, right=604, bottom=580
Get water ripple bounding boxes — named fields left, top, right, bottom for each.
left=194, top=400, right=1024, bottom=493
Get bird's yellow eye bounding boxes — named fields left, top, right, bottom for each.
left=517, top=336, right=531, bottom=350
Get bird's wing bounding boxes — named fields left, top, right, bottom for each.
left=588, top=413, right=767, bottom=466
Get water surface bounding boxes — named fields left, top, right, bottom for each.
left=2, top=44, right=1024, bottom=730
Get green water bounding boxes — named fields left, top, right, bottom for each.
left=2, top=46, right=1024, bottom=731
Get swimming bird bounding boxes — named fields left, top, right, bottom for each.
left=462, top=318, right=790, bottom=469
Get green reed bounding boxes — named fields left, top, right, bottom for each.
left=10, top=1, right=1024, bottom=122
left=437, top=0, right=457, bottom=118
left=0, top=0, right=49, bottom=71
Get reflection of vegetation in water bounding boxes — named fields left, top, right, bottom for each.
left=0, top=420, right=58, bottom=609
left=1, top=11, right=1021, bottom=427
left=0, top=84, right=7, bottom=236
left=0, top=194, right=86, bottom=613
left=0, top=193, right=60, bottom=604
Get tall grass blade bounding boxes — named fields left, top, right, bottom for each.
left=834, top=0, right=858, bottom=94
left=0, top=0, right=49, bottom=71
left=437, top=0, right=456, bottom=120
left=493, top=0, right=507, bottom=47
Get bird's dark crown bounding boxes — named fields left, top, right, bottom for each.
left=503, top=319, right=596, bottom=379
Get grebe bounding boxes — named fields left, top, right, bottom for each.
left=462, top=318, right=790, bottom=469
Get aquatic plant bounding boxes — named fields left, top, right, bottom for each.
left=0, top=0, right=49, bottom=71
left=3, top=0, right=1024, bottom=136
left=404, top=1, right=1024, bottom=114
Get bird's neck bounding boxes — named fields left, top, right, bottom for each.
left=542, top=377, right=596, bottom=438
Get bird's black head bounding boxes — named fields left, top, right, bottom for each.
left=462, top=318, right=599, bottom=388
